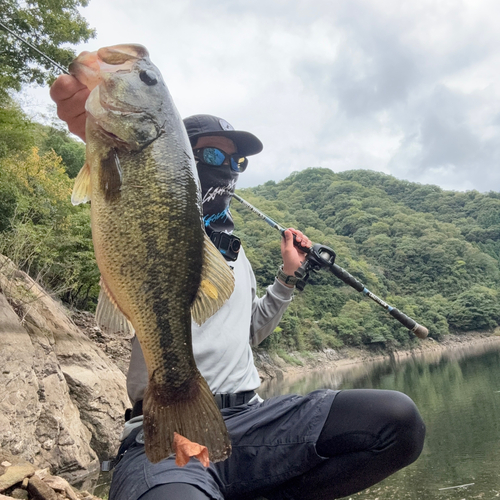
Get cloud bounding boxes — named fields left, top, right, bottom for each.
left=19, top=0, right=500, bottom=192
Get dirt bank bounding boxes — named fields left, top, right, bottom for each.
left=252, top=331, right=500, bottom=382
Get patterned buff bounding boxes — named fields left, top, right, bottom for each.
left=197, top=162, right=239, bottom=233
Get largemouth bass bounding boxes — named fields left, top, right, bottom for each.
left=69, top=44, right=234, bottom=466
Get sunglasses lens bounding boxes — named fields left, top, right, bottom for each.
left=231, top=156, right=248, bottom=173
left=203, top=148, right=226, bottom=166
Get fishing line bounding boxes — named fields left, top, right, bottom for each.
left=0, top=19, right=69, bottom=74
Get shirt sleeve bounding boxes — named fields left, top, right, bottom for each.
left=249, top=271, right=295, bottom=346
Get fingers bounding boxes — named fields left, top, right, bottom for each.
left=281, top=228, right=312, bottom=277
left=50, top=74, right=87, bottom=101
left=50, top=74, right=89, bottom=141
left=284, top=228, right=312, bottom=253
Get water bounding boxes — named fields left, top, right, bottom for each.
left=90, top=340, right=500, bottom=499
left=259, top=339, right=500, bottom=500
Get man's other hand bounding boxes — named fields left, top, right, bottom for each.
left=281, top=229, right=311, bottom=277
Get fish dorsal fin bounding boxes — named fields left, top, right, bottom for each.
left=72, top=162, right=91, bottom=205
left=96, top=277, right=135, bottom=336
left=191, top=233, right=235, bottom=326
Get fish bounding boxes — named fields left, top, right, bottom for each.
left=68, top=44, right=234, bottom=466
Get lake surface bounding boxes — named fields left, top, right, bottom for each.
left=259, top=339, right=500, bottom=500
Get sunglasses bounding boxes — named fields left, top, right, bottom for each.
left=193, top=147, right=248, bottom=173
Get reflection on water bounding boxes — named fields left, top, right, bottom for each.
left=86, top=340, right=500, bottom=499
left=260, top=339, right=500, bottom=500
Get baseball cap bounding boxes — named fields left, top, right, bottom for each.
left=183, top=114, right=263, bottom=157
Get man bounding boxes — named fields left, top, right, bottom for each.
left=51, top=75, right=425, bottom=500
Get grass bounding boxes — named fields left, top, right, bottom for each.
left=276, top=349, right=304, bottom=366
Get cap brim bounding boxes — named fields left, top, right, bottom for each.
left=190, top=130, right=263, bottom=157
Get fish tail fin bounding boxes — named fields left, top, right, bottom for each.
left=143, top=374, right=231, bottom=466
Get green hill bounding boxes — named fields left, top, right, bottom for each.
left=232, top=168, right=500, bottom=350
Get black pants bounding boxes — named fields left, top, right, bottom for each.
left=138, top=389, right=425, bottom=500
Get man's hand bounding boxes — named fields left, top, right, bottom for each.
left=281, top=228, right=311, bottom=277
left=49, top=74, right=89, bottom=141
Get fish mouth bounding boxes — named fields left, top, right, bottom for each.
left=69, top=44, right=149, bottom=91
left=85, top=85, right=135, bottom=145
left=93, top=120, right=130, bottom=146
left=86, top=86, right=162, bottom=150
left=71, top=44, right=161, bottom=149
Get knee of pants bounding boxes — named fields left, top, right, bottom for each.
left=383, top=391, right=426, bottom=465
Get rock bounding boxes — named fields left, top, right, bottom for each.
left=0, top=463, right=11, bottom=468
left=43, top=475, right=79, bottom=500
left=74, top=491, right=101, bottom=500
left=0, top=255, right=130, bottom=482
left=0, top=464, right=35, bottom=493
left=35, top=469, right=50, bottom=480
left=11, top=488, right=29, bottom=499
left=28, top=475, right=58, bottom=500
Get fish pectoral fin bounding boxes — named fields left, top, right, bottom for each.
left=173, top=433, right=210, bottom=468
left=100, top=149, right=123, bottom=201
left=95, top=277, right=134, bottom=336
left=71, top=162, right=91, bottom=205
left=191, top=233, right=235, bottom=326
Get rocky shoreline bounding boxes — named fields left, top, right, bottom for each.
left=252, top=330, right=500, bottom=382
left=73, top=305, right=500, bottom=388
left=0, top=451, right=101, bottom=500
left=70, top=306, right=500, bottom=387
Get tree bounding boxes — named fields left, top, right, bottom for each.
left=0, top=0, right=95, bottom=98
left=447, top=286, right=500, bottom=331
left=0, top=96, right=34, bottom=158
left=35, top=123, right=85, bottom=178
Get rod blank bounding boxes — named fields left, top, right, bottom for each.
left=0, top=20, right=69, bottom=75
left=330, top=263, right=428, bottom=339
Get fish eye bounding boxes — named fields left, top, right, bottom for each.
left=139, top=70, right=158, bottom=86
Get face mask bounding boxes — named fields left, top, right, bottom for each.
left=196, top=162, right=239, bottom=233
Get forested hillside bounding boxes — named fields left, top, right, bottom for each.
left=3, top=1, right=500, bottom=354
left=231, top=168, right=500, bottom=350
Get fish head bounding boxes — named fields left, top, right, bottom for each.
left=69, top=44, right=170, bottom=150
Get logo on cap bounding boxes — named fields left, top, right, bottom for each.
left=219, top=119, right=234, bottom=131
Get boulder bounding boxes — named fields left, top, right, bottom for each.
left=0, top=465, right=35, bottom=493
left=0, top=255, right=130, bottom=482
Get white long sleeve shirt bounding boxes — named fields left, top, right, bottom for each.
left=126, top=246, right=294, bottom=404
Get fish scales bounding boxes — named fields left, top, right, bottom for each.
left=91, top=135, right=202, bottom=385
left=69, top=44, right=234, bottom=466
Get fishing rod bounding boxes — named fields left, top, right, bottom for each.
left=0, top=20, right=69, bottom=75
left=232, top=193, right=429, bottom=339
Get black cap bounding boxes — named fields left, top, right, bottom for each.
left=183, top=114, right=263, bottom=157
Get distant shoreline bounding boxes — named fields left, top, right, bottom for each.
left=253, top=331, right=500, bottom=382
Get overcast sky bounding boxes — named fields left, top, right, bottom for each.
left=21, top=0, right=500, bottom=192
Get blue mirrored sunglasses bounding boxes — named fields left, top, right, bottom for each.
left=193, top=147, right=248, bottom=173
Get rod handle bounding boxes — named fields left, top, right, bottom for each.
left=331, top=265, right=429, bottom=339
left=280, top=228, right=311, bottom=255
left=389, top=308, right=429, bottom=339
left=331, top=264, right=365, bottom=292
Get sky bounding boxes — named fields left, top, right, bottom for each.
left=20, top=0, right=500, bottom=191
